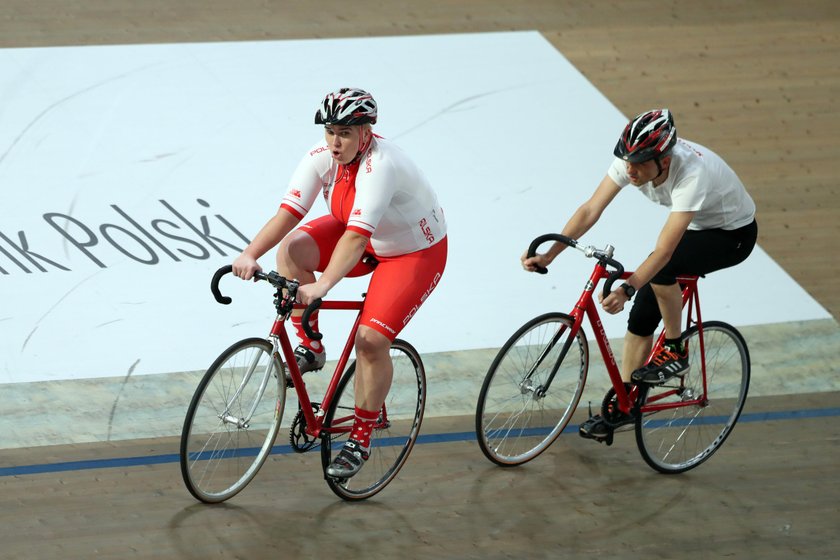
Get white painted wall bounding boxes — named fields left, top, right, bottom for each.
left=0, top=32, right=828, bottom=382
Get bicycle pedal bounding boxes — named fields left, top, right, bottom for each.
left=586, top=432, right=612, bottom=446
left=579, top=421, right=615, bottom=445
left=578, top=413, right=607, bottom=441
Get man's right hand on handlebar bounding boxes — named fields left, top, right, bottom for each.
left=232, top=253, right=262, bottom=280
left=521, top=252, right=552, bottom=272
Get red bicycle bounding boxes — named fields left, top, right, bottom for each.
left=180, top=265, right=425, bottom=502
left=475, top=234, right=750, bottom=473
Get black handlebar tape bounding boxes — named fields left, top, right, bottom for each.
left=602, top=258, right=625, bottom=300
left=211, top=265, right=234, bottom=304
left=526, top=234, right=578, bottom=275
left=301, top=299, right=323, bottom=341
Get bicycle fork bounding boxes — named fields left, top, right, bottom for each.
left=219, top=340, right=279, bottom=429
left=521, top=322, right=579, bottom=400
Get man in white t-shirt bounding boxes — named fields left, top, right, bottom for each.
left=522, top=109, right=757, bottom=440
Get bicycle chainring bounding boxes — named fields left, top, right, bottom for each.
left=289, top=403, right=321, bottom=452
left=600, top=387, right=624, bottom=425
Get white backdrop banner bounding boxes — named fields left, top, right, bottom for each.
left=0, top=32, right=829, bottom=383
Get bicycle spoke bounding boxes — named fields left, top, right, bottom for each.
left=636, top=322, right=750, bottom=473
left=322, top=339, right=426, bottom=501
left=180, top=339, right=285, bottom=503
left=476, top=313, right=587, bottom=466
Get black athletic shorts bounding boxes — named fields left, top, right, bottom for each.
left=627, top=219, right=758, bottom=337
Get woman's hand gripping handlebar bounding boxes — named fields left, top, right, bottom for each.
left=210, top=265, right=323, bottom=341
left=526, top=234, right=625, bottom=300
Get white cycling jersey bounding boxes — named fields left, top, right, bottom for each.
left=608, top=138, right=756, bottom=231
left=281, top=135, right=447, bottom=257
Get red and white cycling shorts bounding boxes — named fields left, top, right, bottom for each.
left=299, top=215, right=447, bottom=340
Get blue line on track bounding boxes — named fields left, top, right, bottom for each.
left=2, top=407, right=838, bottom=477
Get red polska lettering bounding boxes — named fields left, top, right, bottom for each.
left=418, top=218, right=435, bottom=244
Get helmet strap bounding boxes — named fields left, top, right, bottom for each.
left=352, top=126, right=373, bottom=163
left=652, top=154, right=672, bottom=184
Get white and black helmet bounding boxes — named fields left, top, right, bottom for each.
left=314, top=87, right=378, bottom=126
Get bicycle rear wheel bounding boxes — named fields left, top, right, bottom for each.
left=180, top=337, right=286, bottom=503
left=475, top=312, right=588, bottom=466
left=321, top=339, right=426, bottom=501
left=636, top=321, right=750, bottom=474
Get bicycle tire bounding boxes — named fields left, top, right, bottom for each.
left=321, top=339, right=426, bottom=501
left=635, top=321, right=750, bottom=474
left=180, top=337, right=286, bottom=503
left=475, top=312, right=588, bottom=466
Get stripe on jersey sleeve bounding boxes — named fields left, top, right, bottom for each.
left=280, top=202, right=306, bottom=220
left=347, top=224, right=374, bottom=238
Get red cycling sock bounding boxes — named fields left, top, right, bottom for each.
left=291, top=311, right=322, bottom=352
left=349, top=406, right=380, bottom=449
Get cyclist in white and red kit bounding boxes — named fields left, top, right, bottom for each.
left=233, top=88, right=447, bottom=477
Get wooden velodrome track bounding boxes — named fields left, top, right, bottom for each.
left=2, top=2, right=838, bottom=559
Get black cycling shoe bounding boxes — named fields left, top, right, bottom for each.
left=631, top=345, right=689, bottom=385
left=326, top=439, right=370, bottom=479
left=579, top=415, right=611, bottom=439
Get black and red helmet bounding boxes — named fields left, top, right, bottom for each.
left=614, top=109, right=676, bottom=163
left=315, top=87, right=378, bottom=126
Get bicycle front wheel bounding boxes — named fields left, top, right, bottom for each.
left=321, top=339, right=426, bottom=501
left=476, top=312, right=588, bottom=466
left=180, top=337, right=286, bottom=503
left=636, top=321, right=750, bottom=474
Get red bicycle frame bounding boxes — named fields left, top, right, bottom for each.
left=269, top=299, right=367, bottom=440
left=641, top=274, right=709, bottom=414
left=562, top=259, right=708, bottom=416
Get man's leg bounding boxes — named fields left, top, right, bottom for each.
left=580, top=328, right=648, bottom=439
left=651, top=282, right=683, bottom=341
left=277, top=231, right=318, bottom=279
left=326, top=238, right=446, bottom=474
left=632, top=282, right=689, bottom=385
left=277, top=228, right=325, bottom=373
left=621, top=331, right=653, bottom=383
left=352, top=326, right=394, bottom=412
left=326, top=326, right=392, bottom=478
